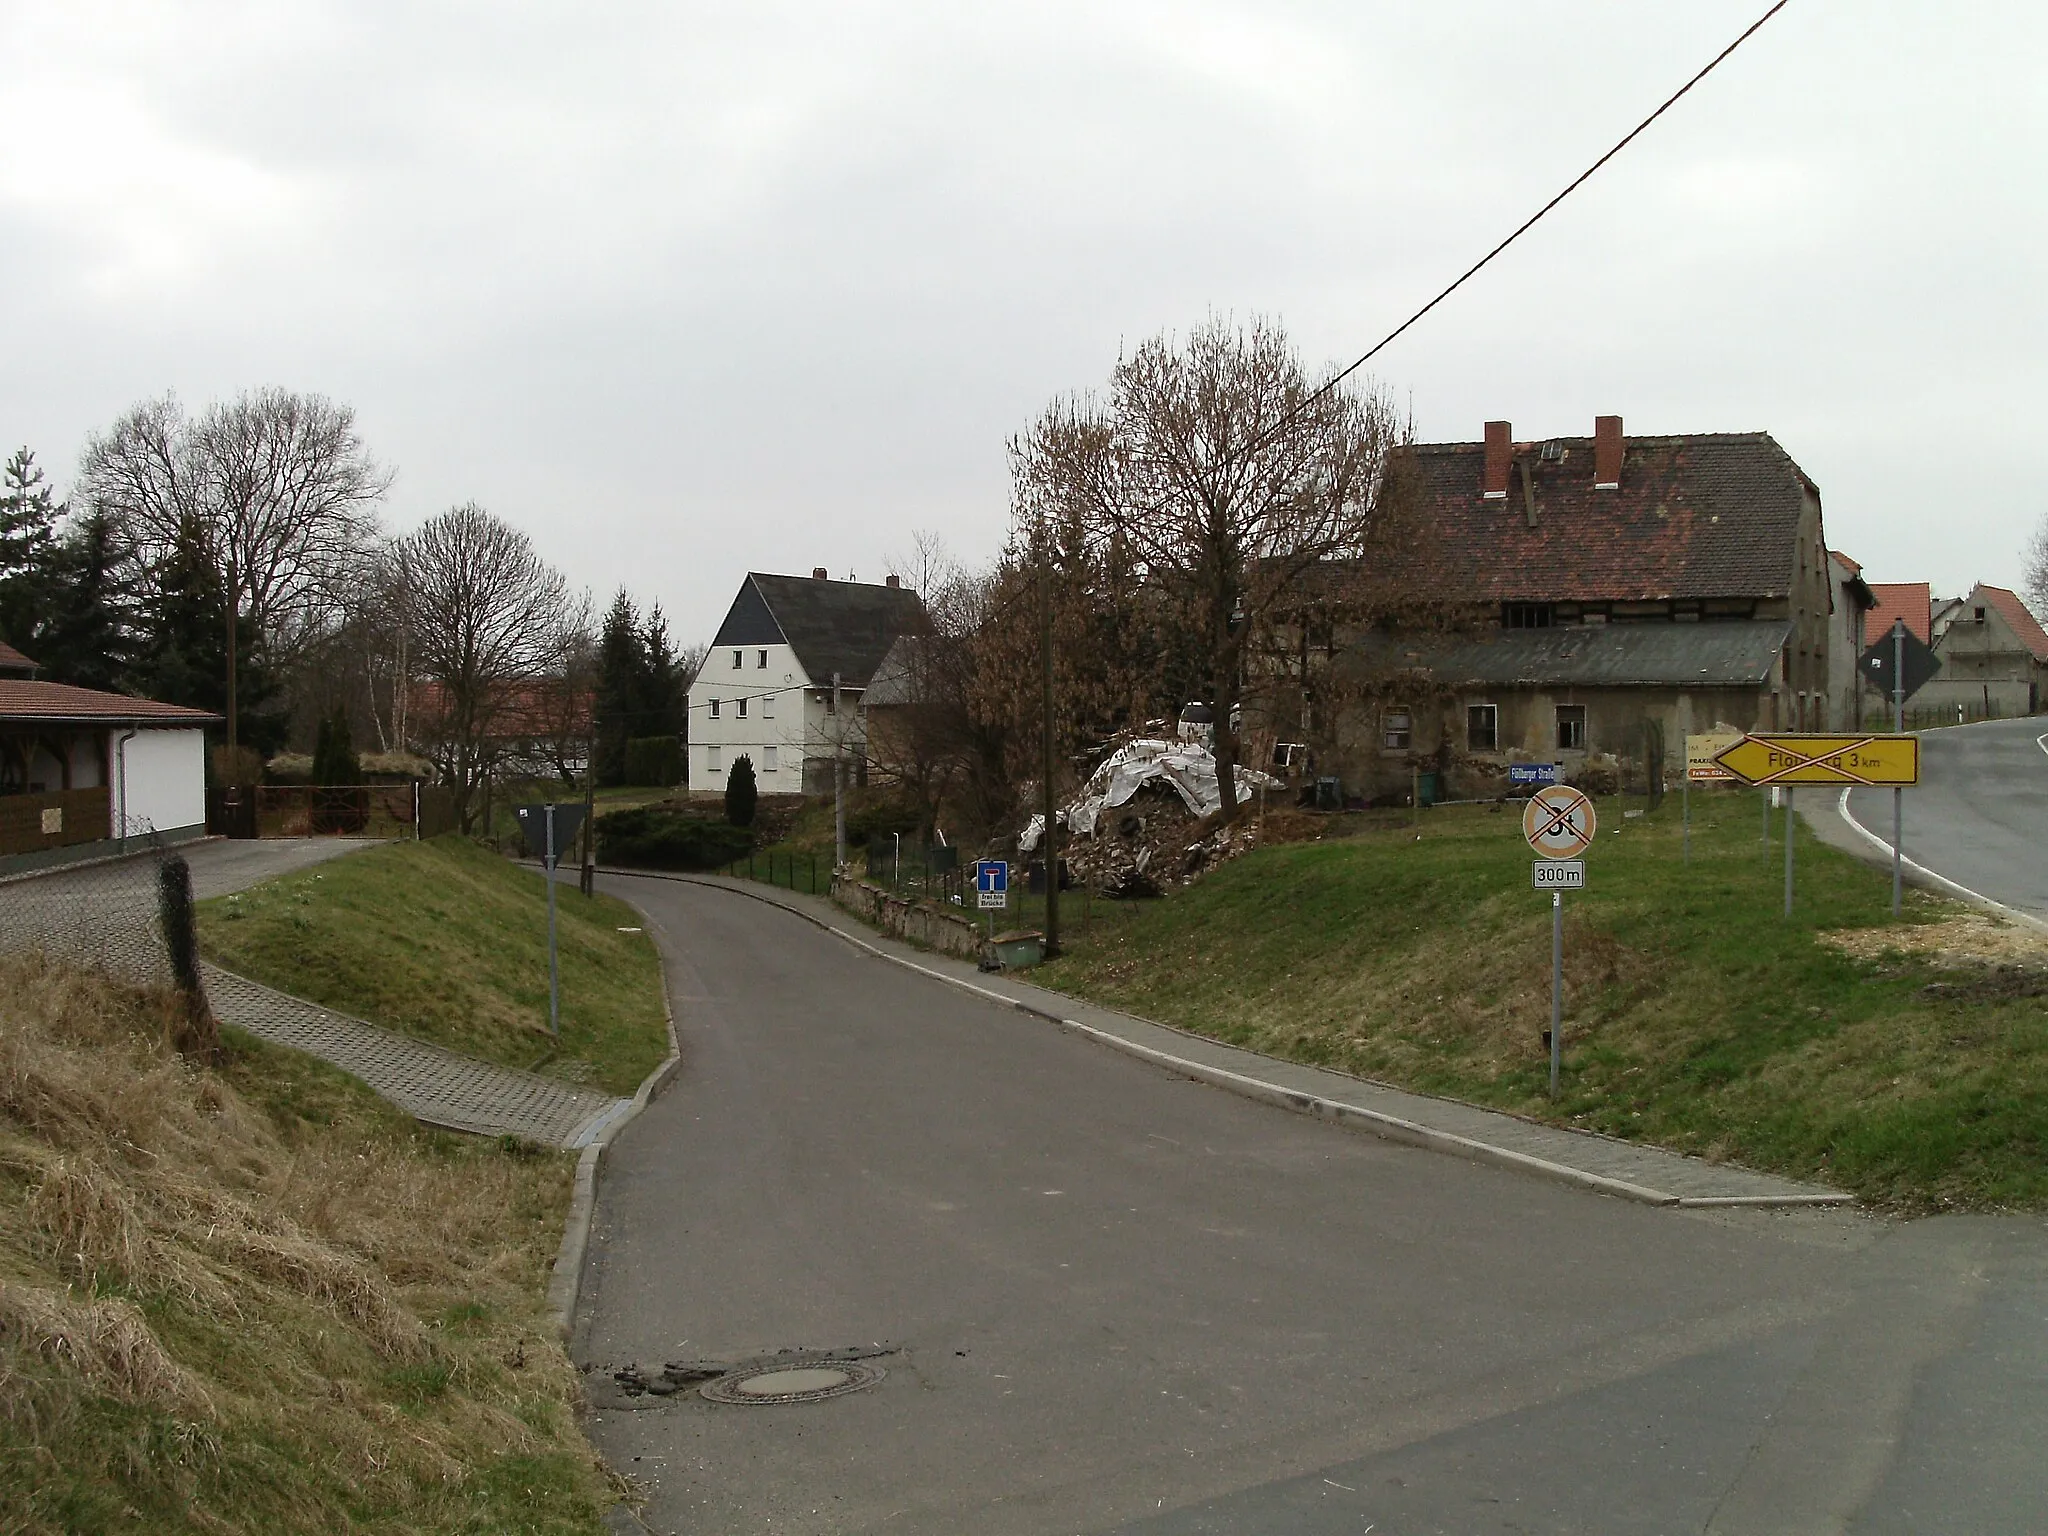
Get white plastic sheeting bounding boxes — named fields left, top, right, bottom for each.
left=1019, top=738, right=1280, bottom=852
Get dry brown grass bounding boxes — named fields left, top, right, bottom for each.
left=1818, top=909, right=2048, bottom=968
left=0, top=953, right=620, bottom=1534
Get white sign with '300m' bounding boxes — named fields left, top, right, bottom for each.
left=1532, top=859, right=1585, bottom=891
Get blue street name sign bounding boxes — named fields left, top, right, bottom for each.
left=1509, top=763, right=1561, bottom=786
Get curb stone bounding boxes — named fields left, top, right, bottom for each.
left=597, top=867, right=1851, bottom=1212
left=548, top=955, right=683, bottom=1339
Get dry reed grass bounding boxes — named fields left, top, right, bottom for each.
left=0, top=952, right=619, bottom=1534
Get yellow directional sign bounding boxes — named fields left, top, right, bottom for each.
left=1712, top=733, right=1919, bottom=788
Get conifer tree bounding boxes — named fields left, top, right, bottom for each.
left=37, top=509, right=138, bottom=691
left=593, top=588, right=645, bottom=785
left=0, top=447, right=59, bottom=649
left=725, top=753, right=757, bottom=827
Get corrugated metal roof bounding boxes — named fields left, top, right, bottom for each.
left=1345, top=620, right=1790, bottom=689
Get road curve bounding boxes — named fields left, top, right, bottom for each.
left=575, top=874, right=2048, bottom=1535
left=1842, top=717, right=2048, bottom=920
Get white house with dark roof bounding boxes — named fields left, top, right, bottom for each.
left=690, top=569, right=927, bottom=795
left=0, top=646, right=219, bottom=871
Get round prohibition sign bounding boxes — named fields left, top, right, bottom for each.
left=1523, top=784, right=1597, bottom=859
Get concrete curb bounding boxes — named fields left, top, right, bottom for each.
left=599, top=869, right=1852, bottom=1212
left=1834, top=787, right=2048, bottom=933
left=546, top=938, right=684, bottom=1340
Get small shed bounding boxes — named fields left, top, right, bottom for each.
left=0, top=668, right=219, bottom=873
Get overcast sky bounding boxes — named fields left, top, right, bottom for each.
left=3, top=1, right=2040, bottom=638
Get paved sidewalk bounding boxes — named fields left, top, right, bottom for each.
left=638, top=872, right=1849, bottom=1209
left=204, top=963, right=631, bottom=1147
left=0, top=838, right=632, bottom=1149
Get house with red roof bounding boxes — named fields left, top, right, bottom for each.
left=1269, top=415, right=1838, bottom=799
left=0, top=645, right=220, bottom=871
left=1826, top=552, right=1877, bottom=728
left=1924, top=584, right=2048, bottom=718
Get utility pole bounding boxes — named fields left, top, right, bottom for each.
left=1891, top=617, right=1905, bottom=917
left=832, top=671, right=846, bottom=871
left=225, top=551, right=239, bottom=752
left=1039, top=528, right=1060, bottom=956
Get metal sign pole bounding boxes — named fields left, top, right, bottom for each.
left=1550, top=891, right=1563, bottom=1098
left=1892, top=619, right=1905, bottom=917
left=1682, top=771, right=1690, bottom=864
left=1783, top=787, right=1795, bottom=918
left=545, top=803, right=561, bottom=1038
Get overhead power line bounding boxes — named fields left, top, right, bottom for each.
left=1277, top=0, right=1793, bottom=434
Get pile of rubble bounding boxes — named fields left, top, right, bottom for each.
left=1021, top=735, right=1282, bottom=897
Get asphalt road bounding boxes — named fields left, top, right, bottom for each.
left=1842, top=717, right=2048, bottom=919
left=577, top=875, right=2048, bottom=1535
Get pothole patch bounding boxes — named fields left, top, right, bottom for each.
left=700, top=1358, right=884, bottom=1406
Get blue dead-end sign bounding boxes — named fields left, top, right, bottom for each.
left=974, top=859, right=1008, bottom=894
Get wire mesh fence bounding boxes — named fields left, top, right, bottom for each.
left=0, top=827, right=180, bottom=991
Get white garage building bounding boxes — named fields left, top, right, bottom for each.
left=0, top=663, right=219, bottom=875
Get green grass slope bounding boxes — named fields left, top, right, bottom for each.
left=1034, top=794, right=2048, bottom=1210
left=0, top=956, right=619, bottom=1534
left=198, top=838, right=668, bottom=1095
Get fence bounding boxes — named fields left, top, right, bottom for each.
left=722, top=848, right=831, bottom=895
left=207, top=783, right=458, bottom=841
left=0, top=830, right=179, bottom=991
left=0, top=785, right=112, bottom=859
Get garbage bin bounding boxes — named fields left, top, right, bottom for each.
left=1416, top=771, right=1442, bottom=807
left=1314, top=776, right=1342, bottom=812
left=990, top=931, right=1044, bottom=969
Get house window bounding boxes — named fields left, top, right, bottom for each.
left=1505, top=603, right=1556, bottom=629
left=737, top=697, right=747, bottom=719
left=762, top=692, right=774, bottom=719
left=764, top=746, right=778, bottom=771
left=1556, top=705, right=1587, bottom=751
left=758, top=649, right=769, bottom=667
left=732, top=649, right=742, bottom=669
left=707, top=746, right=722, bottom=773
left=708, top=698, right=720, bottom=719
left=1382, top=710, right=1412, bottom=751
left=1467, top=704, right=1498, bottom=752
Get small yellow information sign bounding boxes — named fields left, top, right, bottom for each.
left=1685, top=732, right=1743, bottom=782
left=1712, top=733, right=1919, bottom=788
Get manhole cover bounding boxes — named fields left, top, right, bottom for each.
left=700, top=1359, right=884, bottom=1405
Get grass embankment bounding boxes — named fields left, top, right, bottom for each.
left=1033, top=794, right=2048, bottom=1210
left=0, top=957, right=619, bottom=1533
left=198, top=838, right=668, bottom=1095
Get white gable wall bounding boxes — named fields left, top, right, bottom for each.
left=111, top=727, right=207, bottom=838
left=689, top=640, right=812, bottom=792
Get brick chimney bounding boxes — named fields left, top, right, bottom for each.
left=812, top=566, right=829, bottom=580
left=1483, top=421, right=1512, bottom=499
left=1594, top=415, right=1623, bottom=490
left=884, top=573, right=900, bottom=588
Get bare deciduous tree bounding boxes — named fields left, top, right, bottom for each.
left=397, top=502, right=577, bottom=832
left=1010, top=315, right=1411, bottom=822
left=2026, top=512, right=2048, bottom=621
left=78, top=388, right=390, bottom=743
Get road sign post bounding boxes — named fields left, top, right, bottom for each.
left=1710, top=733, right=1919, bottom=920
left=1523, top=785, right=1596, bottom=1096
left=1683, top=732, right=1740, bottom=865
left=517, top=803, right=587, bottom=1038
left=1892, top=619, right=1905, bottom=916
left=974, top=860, right=1009, bottom=946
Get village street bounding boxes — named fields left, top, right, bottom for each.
left=573, top=875, right=2048, bottom=1536
left=1840, top=716, right=2048, bottom=922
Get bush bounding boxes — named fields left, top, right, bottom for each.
left=725, top=755, right=758, bottom=828
left=623, top=735, right=684, bottom=787
left=596, top=806, right=754, bottom=870
left=846, top=797, right=919, bottom=845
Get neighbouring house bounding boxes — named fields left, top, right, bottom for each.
left=409, top=679, right=594, bottom=783
left=1923, top=584, right=2048, bottom=718
left=1858, top=582, right=1932, bottom=720
left=1826, top=551, right=1877, bottom=728
left=0, top=648, right=219, bottom=872
left=1266, top=416, right=1835, bottom=801
left=692, top=569, right=928, bottom=796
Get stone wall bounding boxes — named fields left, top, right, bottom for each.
left=831, top=876, right=986, bottom=962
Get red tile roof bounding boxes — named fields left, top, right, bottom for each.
left=0, top=639, right=36, bottom=673
left=1395, top=432, right=1814, bottom=602
left=1977, top=584, right=2048, bottom=662
left=1830, top=550, right=1862, bottom=576
left=1864, top=583, right=1931, bottom=645
left=0, top=680, right=219, bottom=724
